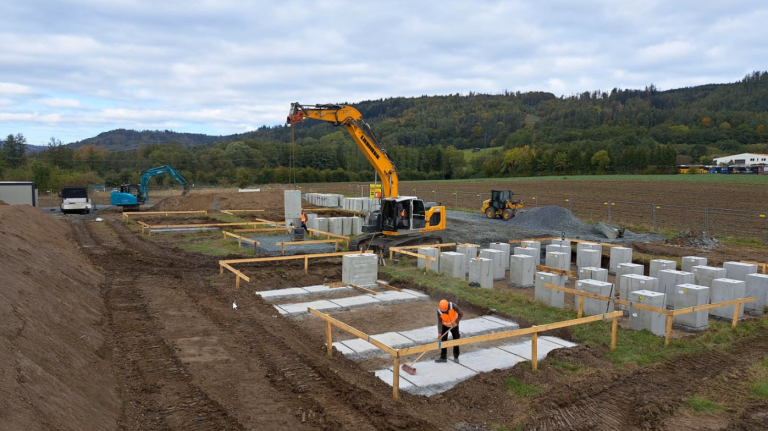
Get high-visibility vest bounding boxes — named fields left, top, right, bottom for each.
left=438, top=303, right=458, bottom=327
left=401, top=210, right=406, bottom=217
left=301, top=214, right=306, bottom=222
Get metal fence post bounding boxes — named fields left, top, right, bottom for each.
left=652, top=204, right=657, bottom=231
left=568, top=198, right=572, bottom=213
left=434, top=190, right=437, bottom=203
left=478, top=193, right=482, bottom=208
left=705, top=207, right=709, bottom=234
left=534, top=196, right=538, bottom=207
left=455, top=192, right=458, bottom=208
left=608, top=200, right=612, bottom=223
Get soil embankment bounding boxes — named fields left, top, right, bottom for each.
left=0, top=205, right=120, bottom=430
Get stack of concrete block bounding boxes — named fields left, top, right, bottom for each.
left=514, top=246, right=539, bottom=265
left=314, top=217, right=329, bottom=232
left=649, top=259, right=677, bottom=278
left=673, top=284, right=710, bottom=329
left=509, top=254, right=535, bottom=288
left=574, top=279, right=614, bottom=315
left=578, top=267, right=608, bottom=282
left=657, top=270, right=694, bottom=303
left=342, top=254, right=378, bottom=285
left=576, top=242, right=601, bottom=269
left=545, top=252, right=569, bottom=271
left=480, top=248, right=505, bottom=280
left=457, top=245, right=478, bottom=274
left=490, top=242, right=512, bottom=269
left=692, top=266, right=727, bottom=288
left=682, top=256, right=707, bottom=272
left=619, top=274, right=658, bottom=308
left=417, top=247, right=439, bottom=273
left=284, top=190, right=302, bottom=228
left=616, top=262, right=644, bottom=282
left=711, top=278, right=746, bottom=320
left=339, top=197, right=381, bottom=212
left=469, top=258, right=493, bottom=288
left=546, top=244, right=571, bottom=268
left=439, top=252, right=466, bottom=279
left=745, top=273, right=768, bottom=314
left=723, top=262, right=757, bottom=281
left=628, top=290, right=667, bottom=336
left=609, top=247, right=633, bottom=275
left=534, top=272, right=564, bottom=307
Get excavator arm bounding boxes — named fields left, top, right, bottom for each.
left=287, top=103, right=399, bottom=198
left=139, top=165, right=190, bottom=203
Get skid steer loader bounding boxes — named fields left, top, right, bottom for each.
left=481, top=190, right=525, bottom=220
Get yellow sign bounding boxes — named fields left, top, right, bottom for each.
left=370, top=184, right=382, bottom=198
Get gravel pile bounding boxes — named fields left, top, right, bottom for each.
left=665, top=230, right=722, bottom=249
left=508, top=206, right=598, bottom=237
left=248, top=234, right=337, bottom=256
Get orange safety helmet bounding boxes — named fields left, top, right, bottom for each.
left=439, top=299, right=449, bottom=312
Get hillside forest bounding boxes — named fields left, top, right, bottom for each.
left=1, top=71, right=768, bottom=189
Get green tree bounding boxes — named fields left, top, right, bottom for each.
left=591, top=150, right=610, bottom=173
left=2, top=133, right=27, bottom=168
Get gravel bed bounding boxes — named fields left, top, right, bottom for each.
left=444, top=206, right=665, bottom=245
left=248, top=234, right=337, bottom=256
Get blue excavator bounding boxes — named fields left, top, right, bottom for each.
left=111, top=165, right=189, bottom=211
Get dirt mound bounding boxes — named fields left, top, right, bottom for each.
left=666, top=230, right=722, bottom=248
left=0, top=206, right=119, bottom=430
left=0, top=200, right=7, bottom=205
left=152, top=190, right=285, bottom=211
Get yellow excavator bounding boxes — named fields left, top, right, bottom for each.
left=287, top=103, right=446, bottom=252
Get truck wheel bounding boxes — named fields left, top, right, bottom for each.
left=502, top=209, right=514, bottom=220
left=485, top=206, right=496, bottom=218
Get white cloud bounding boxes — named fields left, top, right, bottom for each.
left=0, top=82, right=33, bottom=95
left=38, top=98, right=82, bottom=108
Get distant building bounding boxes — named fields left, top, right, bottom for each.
left=712, top=153, right=768, bottom=166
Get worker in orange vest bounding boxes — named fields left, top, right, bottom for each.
left=435, top=299, right=463, bottom=363
left=300, top=210, right=307, bottom=231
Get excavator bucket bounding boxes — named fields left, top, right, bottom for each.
left=182, top=184, right=190, bottom=196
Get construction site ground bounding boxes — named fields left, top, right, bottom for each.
left=4, top=188, right=768, bottom=431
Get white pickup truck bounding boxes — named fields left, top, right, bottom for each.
left=60, top=186, right=94, bottom=214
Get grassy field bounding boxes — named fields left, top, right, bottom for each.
left=404, top=173, right=768, bottom=185
left=460, top=146, right=504, bottom=160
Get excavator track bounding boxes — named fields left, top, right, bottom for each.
left=348, top=233, right=443, bottom=255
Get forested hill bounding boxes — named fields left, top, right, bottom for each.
left=6, top=72, right=768, bottom=189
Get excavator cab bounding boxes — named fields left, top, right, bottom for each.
left=481, top=190, right=524, bottom=220
left=367, top=197, right=441, bottom=235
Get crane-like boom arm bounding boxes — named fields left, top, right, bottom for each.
left=287, top=103, right=399, bottom=198
left=139, top=165, right=189, bottom=202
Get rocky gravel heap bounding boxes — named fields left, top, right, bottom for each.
left=665, top=230, right=722, bottom=249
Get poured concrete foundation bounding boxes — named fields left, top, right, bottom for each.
left=274, top=288, right=429, bottom=316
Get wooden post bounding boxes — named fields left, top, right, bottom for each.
left=426, top=259, right=430, bottom=272
left=236, top=275, right=241, bottom=289
left=148, top=226, right=152, bottom=236
left=220, top=264, right=224, bottom=275
left=282, top=243, right=286, bottom=256
left=326, top=321, right=333, bottom=357
left=390, top=249, right=394, bottom=260
left=393, top=355, right=400, bottom=400
left=531, top=331, right=538, bottom=370
left=732, top=303, right=741, bottom=328
left=334, top=242, right=338, bottom=252
left=238, top=238, right=242, bottom=247
left=664, top=314, right=674, bottom=346
left=304, top=255, right=309, bottom=274
left=611, top=315, right=618, bottom=350
left=577, top=295, right=584, bottom=318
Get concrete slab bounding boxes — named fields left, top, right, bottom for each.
left=458, top=347, right=527, bottom=373
left=339, top=338, right=378, bottom=356
left=498, top=338, right=565, bottom=360
left=276, top=300, right=339, bottom=315
left=329, top=295, right=381, bottom=308
left=303, top=285, right=352, bottom=293
left=384, top=360, right=478, bottom=396
left=374, top=369, right=416, bottom=389
left=480, top=315, right=520, bottom=327
left=401, top=289, right=430, bottom=298
left=371, top=332, right=414, bottom=348
left=332, top=342, right=356, bottom=356
left=398, top=326, right=439, bottom=345
left=540, top=336, right=578, bottom=348
left=458, top=317, right=506, bottom=334
left=257, top=288, right=309, bottom=299
left=368, top=291, right=425, bottom=303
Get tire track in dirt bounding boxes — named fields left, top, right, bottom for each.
left=530, top=336, right=768, bottom=431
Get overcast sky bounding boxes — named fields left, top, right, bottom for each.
left=1, top=0, right=767, bottom=146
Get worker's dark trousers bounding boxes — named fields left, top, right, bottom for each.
left=439, top=325, right=460, bottom=359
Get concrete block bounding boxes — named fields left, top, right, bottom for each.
left=657, top=270, right=694, bottom=303
left=535, top=272, right=564, bottom=308
left=745, top=273, right=768, bottom=314
left=609, top=247, right=633, bottom=274
left=480, top=248, right=505, bottom=280
left=576, top=249, right=600, bottom=269
left=682, top=256, right=707, bottom=273
left=328, top=217, right=343, bottom=235
left=578, top=267, right=608, bottom=282
left=649, top=259, right=677, bottom=278
left=546, top=244, right=572, bottom=268
left=521, top=240, right=541, bottom=252
left=574, top=279, right=614, bottom=315
left=673, top=284, right=709, bottom=328
left=342, top=253, right=378, bottom=285
left=628, top=290, right=667, bottom=336
left=439, top=252, right=466, bottom=279
left=457, top=245, right=478, bottom=273
left=619, top=274, right=658, bottom=307
left=514, top=246, right=539, bottom=265
left=550, top=239, right=571, bottom=248
left=351, top=217, right=363, bottom=235
left=315, top=217, right=329, bottom=233
left=576, top=242, right=601, bottom=253
left=469, top=258, right=493, bottom=288
left=490, top=242, right=511, bottom=269
left=509, top=255, right=535, bottom=287
left=284, top=190, right=302, bottom=219
left=723, top=261, right=757, bottom=281
left=692, top=266, right=727, bottom=288
left=341, top=217, right=352, bottom=236
left=545, top=251, right=568, bottom=271
left=711, top=278, right=746, bottom=320
left=417, top=247, right=439, bottom=272
left=616, top=263, right=644, bottom=282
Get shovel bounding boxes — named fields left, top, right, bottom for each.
left=402, top=327, right=452, bottom=375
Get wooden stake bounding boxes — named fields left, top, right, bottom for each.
left=664, top=314, right=674, bottom=346
left=577, top=295, right=584, bottom=318
left=236, top=276, right=241, bottom=289
left=326, top=321, right=333, bottom=357
left=350, top=283, right=377, bottom=295
left=219, top=264, right=224, bottom=275
left=611, top=315, right=618, bottom=350
left=304, top=255, right=309, bottom=274
left=531, top=331, right=538, bottom=370
left=393, top=355, right=400, bottom=400
left=375, top=281, right=402, bottom=292
left=732, top=303, right=741, bottom=328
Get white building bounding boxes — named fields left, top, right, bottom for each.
left=713, top=153, right=768, bottom=166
